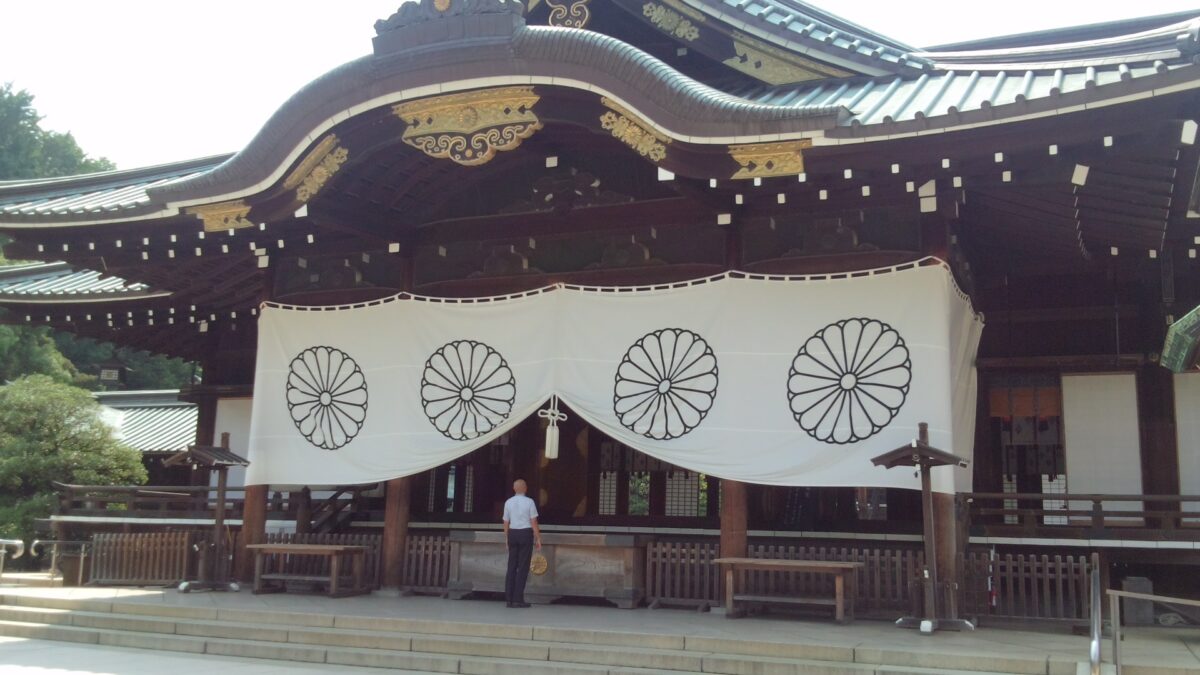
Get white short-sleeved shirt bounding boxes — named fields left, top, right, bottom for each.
left=503, top=494, right=539, bottom=530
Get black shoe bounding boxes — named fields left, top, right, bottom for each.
left=505, top=602, right=515, bottom=608
left=513, top=602, right=531, bottom=608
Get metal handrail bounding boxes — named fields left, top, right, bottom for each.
left=1089, top=552, right=1102, bottom=675
left=1107, top=589, right=1200, bottom=675
left=0, top=538, right=24, bottom=580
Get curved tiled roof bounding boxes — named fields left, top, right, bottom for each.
left=0, top=1, right=1197, bottom=225
left=682, top=0, right=928, bottom=75
left=0, top=155, right=229, bottom=222
left=726, top=59, right=1188, bottom=131
left=96, top=391, right=198, bottom=454
left=0, top=262, right=166, bottom=303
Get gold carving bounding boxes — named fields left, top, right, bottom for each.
left=283, top=134, right=350, bottom=203
left=599, top=98, right=669, bottom=163
left=434, top=0, right=451, bottom=11
left=530, top=553, right=549, bottom=576
left=188, top=200, right=254, bottom=232
left=393, top=87, right=542, bottom=166
left=546, top=0, right=590, bottom=28
left=642, top=2, right=700, bottom=41
left=725, top=33, right=851, bottom=85
left=728, top=140, right=812, bottom=179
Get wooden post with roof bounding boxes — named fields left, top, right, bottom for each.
left=164, top=432, right=249, bottom=593
left=872, top=422, right=973, bottom=633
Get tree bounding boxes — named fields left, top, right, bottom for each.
left=0, top=375, right=146, bottom=539
left=0, top=83, right=114, bottom=181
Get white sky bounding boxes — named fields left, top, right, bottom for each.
left=1, top=0, right=1197, bottom=170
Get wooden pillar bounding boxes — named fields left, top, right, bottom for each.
left=382, top=477, right=412, bottom=590
left=294, top=487, right=312, bottom=535
left=932, top=492, right=960, bottom=615
left=719, top=479, right=748, bottom=559
left=1137, top=364, right=1180, bottom=527
left=236, top=484, right=268, bottom=582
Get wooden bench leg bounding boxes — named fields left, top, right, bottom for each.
left=835, top=574, right=845, bottom=623
left=725, top=568, right=735, bottom=617
left=253, top=551, right=265, bottom=594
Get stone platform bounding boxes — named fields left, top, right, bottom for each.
left=0, top=586, right=1195, bottom=675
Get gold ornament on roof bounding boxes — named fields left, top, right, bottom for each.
left=546, top=0, right=591, bottom=28
left=728, top=140, right=813, bottom=179
left=434, top=0, right=452, bottom=10
left=599, top=99, right=669, bottom=163
left=724, top=33, right=851, bottom=85
left=188, top=200, right=255, bottom=233
left=642, top=2, right=700, bottom=42
left=393, top=87, right=542, bottom=166
left=283, top=134, right=350, bottom=204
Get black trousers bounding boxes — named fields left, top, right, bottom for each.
left=505, top=528, right=534, bottom=603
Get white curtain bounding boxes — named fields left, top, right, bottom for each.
left=246, top=261, right=982, bottom=492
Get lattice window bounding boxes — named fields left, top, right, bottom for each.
left=426, top=469, right=438, bottom=512
left=665, top=470, right=701, bottom=516
left=463, top=465, right=475, bottom=513
left=628, top=471, right=650, bottom=516
left=1002, top=476, right=1019, bottom=525
left=445, top=465, right=456, bottom=513
left=1041, top=475, right=1068, bottom=525
left=598, top=471, right=617, bottom=515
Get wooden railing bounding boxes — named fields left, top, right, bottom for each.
left=645, top=540, right=924, bottom=615
left=55, top=482, right=249, bottom=520
left=962, top=492, right=1200, bottom=537
left=959, top=551, right=1093, bottom=622
left=403, top=534, right=452, bottom=594
left=53, top=483, right=363, bottom=529
left=90, top=532, right=196, bottom=585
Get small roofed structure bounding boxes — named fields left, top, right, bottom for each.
left=871, top=422, right=970, bottom=634
left=166, top=434, right=248, bottom=593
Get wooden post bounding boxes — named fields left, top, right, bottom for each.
left=236, top=484, right=268, bottom=582
left=382, top=477, right=412, bottom=590
left=719, top=478, right=748, bottom=570
left=294, top=487, right=312, bottom=535
left=1136, top=365, right=1180, bottom=528
left=213, top=465, right=229, bottom=582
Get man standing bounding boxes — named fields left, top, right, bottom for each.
left=502, top=478, right=542, bottom=608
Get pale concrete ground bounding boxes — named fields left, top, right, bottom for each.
left=2, top=585, right=1199, bottom=671
left=0, top=635, right=426, bottom=674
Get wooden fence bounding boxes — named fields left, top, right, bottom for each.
left=90, top=532, right=195, bottom=586
left=645, top=540, right=924, bottom=615
left=959, top=552, right=1092, bottom=622
left=260, top=532, right=383, bottom=589
left=403, top=534, right=452, bottom=594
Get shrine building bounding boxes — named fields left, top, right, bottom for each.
left=2, top=0, right=1200, bottom=619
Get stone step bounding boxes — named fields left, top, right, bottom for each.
left=0, top=618, right=700, bottom=675
left=0, top=595, right=1070, bottom=675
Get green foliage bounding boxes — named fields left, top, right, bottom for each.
left=0, top=375, right=146, bottom=539
left=0, top=83, right=114, bottom=181
left=0, top=324, right=88, bottom=386
left=54, top=333, right=195, bottom=390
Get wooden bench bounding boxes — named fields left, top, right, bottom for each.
left=713, top=557, right=863, bottom=623
left=248, top=543, right=370, bottom=598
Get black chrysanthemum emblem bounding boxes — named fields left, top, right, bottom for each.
left=787, top=318, right=911, bottom=444
left=285, top=346, right=368, bottom=450
left=421, top=340, right=516, bottom=441
left=613, top=328, right=718, bottom=440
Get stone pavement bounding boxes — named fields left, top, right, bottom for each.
left=0, top=635, right=424, bottom=674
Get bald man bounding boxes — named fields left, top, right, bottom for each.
left=502, top=479, right=542, bottom=608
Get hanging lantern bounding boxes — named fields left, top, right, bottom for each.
left=537, top=395, right=567, bottom=460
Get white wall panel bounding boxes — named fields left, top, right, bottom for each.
left=1062, top=373, right=1142, bottom=516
